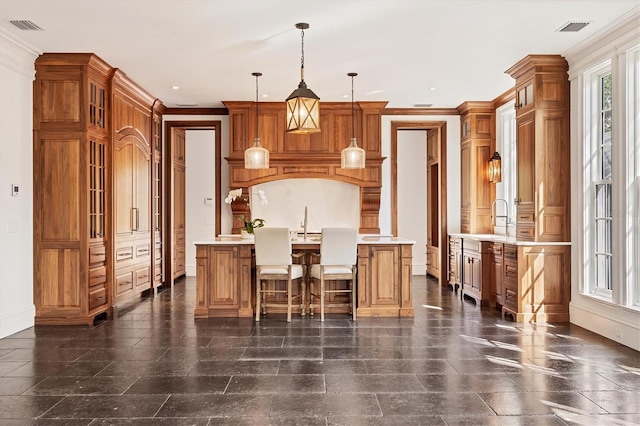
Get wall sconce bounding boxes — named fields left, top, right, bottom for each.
left=488, top=151, right=502, bottom=183
left=285, top=23, right=320, bottom=134
left=244, top=72, right=269, bottom=169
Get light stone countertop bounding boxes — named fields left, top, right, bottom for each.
left=449, top=233, right=572, bottom=246
left=193, top=234, right=416, bottom=246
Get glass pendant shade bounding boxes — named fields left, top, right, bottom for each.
left=488, top=151, right=502, bottom=183
left=244, top=72, right=269, bottom=169
left=245, top=138, right=269, bottom=169
left=341, top=72, right=365, bottom=169
left=341, top=137, right=366, bottom=169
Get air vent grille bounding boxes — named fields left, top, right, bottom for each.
left=9, top=20, right=44, bottom=31
left=176, top=104, right=200, bottom=107
left=413, top=103, right=433, bottom=108
left=557, top=22, right=590, bottom=32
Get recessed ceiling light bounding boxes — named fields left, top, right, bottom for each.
left=429, top=87, right=436, bottom=91
left=342, top=94, right=350, bottom=98
left=262, top=94, right=269, bottom=98
left=365, top=89, right=384, bottom=95
left=171, top=86, right=180, bottom=90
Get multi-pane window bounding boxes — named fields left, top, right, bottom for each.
left=593, top=72, right=613, bottom=296
left=629, top=47, right=640, bottom=308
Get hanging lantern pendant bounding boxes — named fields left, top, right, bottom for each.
left=341, top=72, right=366, bottom=169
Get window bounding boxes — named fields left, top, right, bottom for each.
left=495, top=101, right=516, bottom=231
left=628, top=46, right=640, bottom=308
left=593, top=70, right=613, bottom=297
left=582, top=45, right=640, bottom=308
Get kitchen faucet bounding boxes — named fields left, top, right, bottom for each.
left=301, top=206, right=308, bottom=240
left=491, top=198, right=510, bottom=236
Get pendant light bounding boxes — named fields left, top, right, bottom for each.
left=285, top=23, right=320, bottom=134
left=341, top=72, right=366, bottom=169
left=244, top=72, right=269, bottom=169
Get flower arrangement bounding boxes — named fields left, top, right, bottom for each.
left=224, top=188, right=268, bottom=234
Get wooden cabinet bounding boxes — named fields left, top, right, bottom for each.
left=194, top=241, right=414, bottom=318
left=457, top=102, right=495, bottom=234
left=448, top=236, right=462, bottom=291
left=33, top=53, right=112, bottom=325
left=488, top=242, right=504, bottom=307
left=426, top=135, right=440, bottom=280
left=172, top=128, right=186, bottom=279
left=502, top=244, right=518, bottom=314
left=506, top=55, right=570, bottom=242
left=111, top=69, right=157, bottom=305
left=151, top=107, right=163, bottom=289
left=460, top=238, right=491, bottom=306
left=501, top=244, right=571, bottom=323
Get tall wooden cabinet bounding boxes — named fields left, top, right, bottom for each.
left=111, top=70, right=156, bottom=305
left=172, top=128, right=186, bottom=279
left=33, top=54, right=112, bottom=324
left=456, top=102, right=495, bottom=234
left=33, top=53, right=162, bottom=324
left=506, top=55, right=570, bottom=242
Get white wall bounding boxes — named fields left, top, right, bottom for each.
left=250, top=179, right=360, bottom=233
left=380, top=115, right=462, bottom=238
left=397, top=130, right=427, bottom=275
left=0, top=30, right=39, bottom=338
left=565, top=9, right=640, bottom=351
left=185, top=130, right=216, bottom=276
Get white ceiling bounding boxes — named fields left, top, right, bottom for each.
left=1, top=0, right=638, bottom=109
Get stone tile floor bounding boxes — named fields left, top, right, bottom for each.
left=0, top=275, right=638, bottom=425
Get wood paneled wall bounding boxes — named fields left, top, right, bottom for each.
left=224, top=101, right=387, bottom=233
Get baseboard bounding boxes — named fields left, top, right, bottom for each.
left=0, top=304, right=35, bottom=339
left=570, top=301, right=640, bottom=351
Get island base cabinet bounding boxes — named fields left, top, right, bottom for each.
left=502, top=245, right=571, bottom=323
left=357, top=244, right=414, bottom=317
left=195, top=244, right=254, bottom=318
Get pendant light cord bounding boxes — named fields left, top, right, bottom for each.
left=300, top=28, right=305, bottom=82
left=351, top=74, right=354, bottom=139
left=255, top=73, right=259, bottom=138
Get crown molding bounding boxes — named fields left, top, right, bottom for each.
left=0, top=28, right=40, bottom=79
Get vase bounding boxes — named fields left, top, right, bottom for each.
left=241, top=229, right=252, bottom=239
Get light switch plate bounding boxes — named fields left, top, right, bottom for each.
left=11, top=184, right=19, bottom=196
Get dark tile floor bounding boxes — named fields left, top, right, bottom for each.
left=1, top=275, right=639, bottom=425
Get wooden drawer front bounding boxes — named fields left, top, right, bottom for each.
left=154, top=264, right=162, bottom=280
left=463, top=239, right=480, bottom=253
left=88, top=287, right=107, bottom=311
left=516, top=227, right=534, bottom=241
left=115, top=271, right=133, bottom=295
left=116, top=246, right=134, bottom=263
left=504, top=263, right=517, bottom=280
left=175, top=258, right=185, bottom=271
left=517, top=213, right=535, bottom=224
left=155, top=243, right=162, bottom=260
left=503, top=284, right=518, bottom=309
left=490, top=243, right=503, bottom=256
left=136, top=267, right=150, bottom=286
left=89, top=245, right=106, bottom=264
left=89, top=266, right=107, bottom=287
left=460, top=211, right=471, bottom=223
left=136, top=244, right=151, bottom=258
left=460, top=222, right=470, bottom=233
left=449, top=237, right=461, bottom=250
left=504, top=245, right=517, bottom=260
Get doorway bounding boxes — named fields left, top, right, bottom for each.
left=391, top=121, right=448, bottom=287
left=164, top=120, right=221, bottom=285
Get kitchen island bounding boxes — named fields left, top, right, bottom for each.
left=193, top=235, right=415, bottom=319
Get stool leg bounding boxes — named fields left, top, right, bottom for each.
left=255, top=278, right=261, bottom=322
left=287, top=277, right=293, bottom=323
left=320, top=274, right=325, bottom=322
left=309, top=278, right=315, bottom=316
left=300, top=279, right=306, bottom=317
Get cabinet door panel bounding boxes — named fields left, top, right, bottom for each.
left=135, top=145, right=151, bottom=233
left=516, top=114, right=535, bottom=207
left=114, top=143, right=134, bottom=235
left=370, top=246, right=399, bottom=305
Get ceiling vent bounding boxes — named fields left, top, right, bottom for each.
left=413, top=103, right=433, bottom=108
left=176, top=104, right=199, bottom=107
left=557, top=22, right=590, bottom=32
left=9, top=20, right=44, bottom=31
